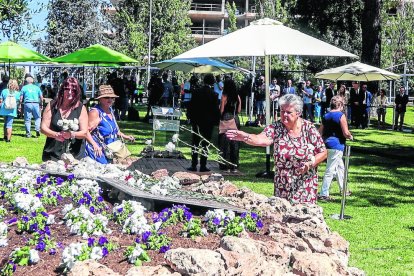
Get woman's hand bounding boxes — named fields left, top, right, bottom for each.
left=226, top=130, right=248, bottom=141
left=61, top=131, right=71, bottom=140
left=53, top=132, right=65, bottom=142
left=298, top=161, right=313, bottom=175
left=126, top=135, right=135, bottom=142
left=92, top=142, right=103, bottom=157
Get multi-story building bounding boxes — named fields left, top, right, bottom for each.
left=104, top=0, right=257, bottom=44
left=189, top=0, right=257, bottom=44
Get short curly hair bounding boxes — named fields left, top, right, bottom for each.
left=279, top=94, right=303, bottom=114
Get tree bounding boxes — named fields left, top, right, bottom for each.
left=361, top=0, right=381, bottom=66
left=226, top=1, right=237, bottom=33
left=36, top=0, right=107, bottom=57
left=284, top=0, right=363, bottom=73
left=110, top=0, right=195, bottom=64
left=0, top=0, right=43, bottom=41
left=381, top=1, right=414, bottom=72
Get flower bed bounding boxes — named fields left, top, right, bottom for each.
left=0, top=165, right=271, bottom=275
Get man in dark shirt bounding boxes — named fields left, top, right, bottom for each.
left=187, top=74, right=220, bottom=172
left=394, top=86, right=409, bottom=131
left=0, top=74, right=9, bottom=93
left=349, top=81, right=364, bottom=128
left=321, top=82, right=335, bottom=118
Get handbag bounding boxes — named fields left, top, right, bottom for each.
left=107, top=139, right=131, bottom=160
left=219, top=103, right=238, bottom=134
left=219, top=118, right=237, bottom=134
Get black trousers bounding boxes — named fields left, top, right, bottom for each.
left=191, top=123, right=213, bottom=169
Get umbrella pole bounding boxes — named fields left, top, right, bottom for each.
left=249, top=56, right=256, bottom=122
left=92, top=65, right=96, bottom=98
left=256, top=55, right=273, bottom=179
left=331, top=145, right=352, bottom=220
left=8, top=59, right=11, bottom=77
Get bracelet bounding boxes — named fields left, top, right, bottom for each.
left=70, top=131, right=75, bottom=139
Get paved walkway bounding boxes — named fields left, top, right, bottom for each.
left=128, top=157, right=243, bottom=176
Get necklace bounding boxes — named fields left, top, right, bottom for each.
left=60, top=106, right=73, bottom=119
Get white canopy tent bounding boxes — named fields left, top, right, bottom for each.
left=174, top=18, right=357, bottom=176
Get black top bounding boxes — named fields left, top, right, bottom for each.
left=42, top=103, right=86, bottom=161
left=222, top=98, right=238, bottom=117
left=188, top=85, right=220, bottom=127
left=395, top=93, right=409, bottom=113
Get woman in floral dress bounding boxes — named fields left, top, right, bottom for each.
left=226, top=94, right=327, bottom=204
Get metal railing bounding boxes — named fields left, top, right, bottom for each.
left=190, top=3, right=222, bottom=12
left=190, top=26, right=222, bottom=36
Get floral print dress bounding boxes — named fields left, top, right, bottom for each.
left=264, top=120, right=326, bottom=204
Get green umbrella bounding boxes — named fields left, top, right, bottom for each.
left=0, top=41, right=52, bottom=75
left=52, top=44, right=139, bottom=64
left=53, top=44, right=139, bottom=97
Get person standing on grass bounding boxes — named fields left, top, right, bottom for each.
left=0, top=80, right=20, bottom=142
left=394, top=86, right=409, bottom=131
left=318, top=96, right=353, bottom=201
left=376, top=89, right=388, bottom=129
left=20, top=76, right=43, bottom=138
left=187, top=74, right=220, bottom=172
left=41, top=77, right=88, bottom=161
left=226, top=94, right=327, bottom=204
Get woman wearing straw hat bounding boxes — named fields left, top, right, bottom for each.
left=41, top=77, right=88, bottom=161
left=85, top=85, right=135, bottom=164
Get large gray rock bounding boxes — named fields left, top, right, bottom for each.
left=220, top=236, right=261, bottom=255
left=172, top=171, right=201, bottom=185
left=283, top=204, right=325, bottom=223
left=68, top=260, right=121, bottom=276
left=217, top=248, right=288, bottom=276
left=126, top=265, right=181, bottom=276
left=12, top=157, right=29, bottom=167
left=290, top=250, right=348, bottom=276
left=151, top=169, right=169, bottom=180
left=164, top=248, right=225, bottom=276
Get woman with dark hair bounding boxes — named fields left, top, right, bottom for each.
left=219, top=79, right=241, bottom=172
left=318, top=95, right=353, bottom=201
left=41, top=77, right=88, bottom=161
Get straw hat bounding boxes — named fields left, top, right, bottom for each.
left=96, top=85, right=119, bottom=99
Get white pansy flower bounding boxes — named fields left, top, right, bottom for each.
left=90, top=247, right=103, bottom=260
left=29, top=249, right=40, bottom=263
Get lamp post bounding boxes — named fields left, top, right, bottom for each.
left=146, top=0, right=153, bottom=88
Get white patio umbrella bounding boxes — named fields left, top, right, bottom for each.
left=315, top=61, right=401, bottom=81
left=174, top=18, right=357, bottom=176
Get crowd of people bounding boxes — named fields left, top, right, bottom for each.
left=0, top=70, right=412, bottom=205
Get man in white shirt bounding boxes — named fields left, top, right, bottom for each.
left=269, top=78, right=280, bottom=120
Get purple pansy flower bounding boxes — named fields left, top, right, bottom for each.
left=98, top=236, right=108, bottom=246
left=102, top=247, right=109, bottom=257
left=88, top=237, right=95, bottom=247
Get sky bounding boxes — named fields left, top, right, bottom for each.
left=25, top=0, right=49, bottom=49
left=0, top=0, right=48, bottom=50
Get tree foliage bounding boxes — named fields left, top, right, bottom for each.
left=110, top=0, right=195, bottom=65
left=36, top=0, right=107, bottom=57
left=381, top=1, right=414, bottom=72
left=226, top=1, right=237, bottom=33
left=0, top=0, right=43, bottom=41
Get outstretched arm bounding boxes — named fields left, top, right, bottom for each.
left=226, top=130, right=272, bottom=147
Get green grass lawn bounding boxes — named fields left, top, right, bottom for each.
left=1, top=105, right=414, bottom=275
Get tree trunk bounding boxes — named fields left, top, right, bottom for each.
left=361, top=0, right=381, bottom=67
